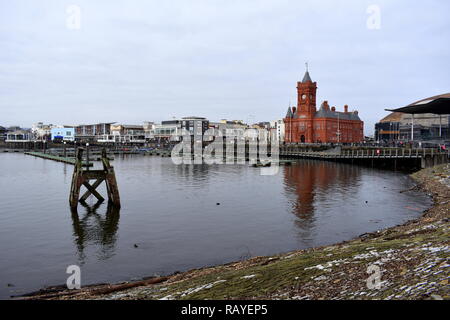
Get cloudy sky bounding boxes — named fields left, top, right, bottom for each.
left=1, top=0, right=449, bottom=134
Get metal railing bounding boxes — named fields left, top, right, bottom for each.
left=280, top=147, right=449, bottom=159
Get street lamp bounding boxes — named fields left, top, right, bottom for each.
left=390, top=122, right=392, bottom=143
left=86, top=143, right=90, bottom=169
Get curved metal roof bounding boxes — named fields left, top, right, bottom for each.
left=386, top=93, right=450, bottom=114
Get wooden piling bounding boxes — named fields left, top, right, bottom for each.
left=69, top=148, right=121, bottom=209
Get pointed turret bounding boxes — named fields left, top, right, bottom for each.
left=285, top=107, right=293, bottom=118
left=302, top=62, right=312, bottom=83
left=302, top=70, right=312, bottom=83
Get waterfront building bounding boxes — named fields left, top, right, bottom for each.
left=284, top=69, right=364, bottom=143
left=5, top=130, right=32, bottom=143
left=50, top=127, right=75, bottom=142
left=385, top=93, right=450, bottom=144
left=97, top=124, right=146, bottom=144
left=31, top=122, right=53, bottom=141
left=398, top=114, right=450, bottom=141
left=75, top=123, right=115, bottom=143
left=254, top=122, right=271, bottom=130
left=270, top=120, right=285, bottom=142
left=211, top=120, right=248, bottom=138
left=0, top=126, right=7, bottom=142
left=375, top=109, right=450, bottom=142
left=374, top=113, right=402, bottom=142
left=152, top=120, right=182, bottom=142
left=143, top=121, right=156, bottom=140
left=181, top=116, right=209, bottom=140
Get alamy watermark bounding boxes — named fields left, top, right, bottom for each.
left=66, top=5, right=81, bottom=30
left=366, top=264, right=382, bottom=289
left=170, top=128, right=280, bottom=175
left=366, top=5, right=381, bottom=30
left=66, top=265, right=81, bottom=289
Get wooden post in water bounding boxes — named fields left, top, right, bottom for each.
left=69, top=148, right=121, bottom=209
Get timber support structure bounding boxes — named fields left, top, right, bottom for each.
left=69, top=148, right=121, bottom=209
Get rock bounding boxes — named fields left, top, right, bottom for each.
left=134, top=244, right=139, bottom=248
left=313, top=275, right=328, bottom=281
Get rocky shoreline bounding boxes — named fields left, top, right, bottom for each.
left=20, top=164, right=449, bottom=300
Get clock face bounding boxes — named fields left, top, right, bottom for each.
left=302, top=94, right=307, bottom=100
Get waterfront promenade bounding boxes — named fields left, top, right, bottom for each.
left=280, top=145, right=449, bottom=169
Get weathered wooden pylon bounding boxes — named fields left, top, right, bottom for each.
left=69, top=148, right=121, bottom=209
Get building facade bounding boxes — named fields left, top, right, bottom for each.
left=31, top=122, right=53, bottom=141
left=375, top=112, right=450, bottom=142
left=270, top=120, right=285, bottom=142
left=97, top=124, right=145, bottom=144
left=284, top=70, right=364, bottom=143
left=51, top=127, right=75, bottom=142
left=75, top=123, right=114, bottom=142
left=5, top=130, right=32, bottom=143
left=152, top=120, right=182, bottom=141
left=0, top=126, right=7, bottom=142
left=181, top=117, right=209, bottom=137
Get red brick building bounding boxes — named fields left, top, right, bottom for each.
left=284, top=70, right=364, bottom=143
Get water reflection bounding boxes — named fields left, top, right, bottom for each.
left=283, top=160, right=361, bottom=229
left=70, top=202, right=120, bottom=263
left=174, top=163, right=210, bottom=187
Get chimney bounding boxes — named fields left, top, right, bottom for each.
left=344, top=105, right=348, bottom=113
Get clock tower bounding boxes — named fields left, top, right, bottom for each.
left=296, top=68, right=317, bottom=117
left=283, top=66, right=364, bottom=144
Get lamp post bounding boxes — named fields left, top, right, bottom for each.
left=86, top=143, right=90, bottom=169
left=63, top=141, right=67, bottom=157
left=390, top=122, right=392, bottom=143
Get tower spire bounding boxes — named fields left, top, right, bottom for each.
left=302, top=63, right=312, bottom=83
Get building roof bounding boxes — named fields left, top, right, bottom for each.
left=181, top=116, right=207, bottom=120
left=386, top=93, right=450, bottom=114
left=302, top=71, right=312, bottom=83
left=379, top=112, right=404, bottom=123
left=315, top=103, right=361, bottom=121
left=7, top=130, right=30, bottom=135
left=76, top=122, right=116, bottom=127
left=121, top=124, right=143, bottom=128
left=161, top=120, right=180, bottom=125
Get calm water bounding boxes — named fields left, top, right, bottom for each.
left=0, top=153, right=431, bottom=298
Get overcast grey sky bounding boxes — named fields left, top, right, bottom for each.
left=1, top=0, right=449, bottom=134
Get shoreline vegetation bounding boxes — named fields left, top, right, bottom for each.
left=19, top=164, right=449, bottom=300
